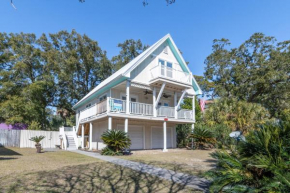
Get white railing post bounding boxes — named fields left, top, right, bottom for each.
left=108, top=116, right=112, bottom=130
left=174, top=92, right=178, bottom=119
left=126, top=80, right=130, bottom=114
left=163, top=121, right=167, bottom=152
left=192, top=95, right=195, bottom=122
left=81, top=124, right=84, bottom=149
left=107, top=97, right=111, bottom=113
left=89, top=122, right=93, bottom=150
left=153, top=87, right=157, bottom=117
left=125, top=118, right=128, bottom=133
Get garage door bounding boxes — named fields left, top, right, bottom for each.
left=151, top=127, right=172, bottom=149
left=117, top=125, right=144, bottom=150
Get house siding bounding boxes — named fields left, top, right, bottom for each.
left=89, top=119, right=176, bottom=150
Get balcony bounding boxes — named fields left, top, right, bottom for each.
left=79, top=98, right=194, bottom=122
left=150, top=64, right=192, bottom=85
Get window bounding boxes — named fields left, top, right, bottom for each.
left=122, top=96, right=137, bottom=102
left=99, top=94, right=107, bottom=102
left=159, top=59, right=165, bottom=66
left=167, top=62, right=172, bottom=68
left=121, top=93, right=138, bottom=102
left=163, top=102, right=169, bottom=107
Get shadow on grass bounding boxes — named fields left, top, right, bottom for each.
left=0, top=157, right=17, bottom=161
left=0, top=147, right=22, bottom=156
left=3, top=162, right=208, bottom=193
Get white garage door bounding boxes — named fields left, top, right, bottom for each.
left=151, top=127, right=172, bottom=149
left=117, top=125, right=144, bottom=150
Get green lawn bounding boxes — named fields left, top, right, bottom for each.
left=0, top=147, right=200, bottom=193
left=120, top=149, right=216, bottom=176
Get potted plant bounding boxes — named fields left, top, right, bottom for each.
left=29, top=135, right=45, bottom=153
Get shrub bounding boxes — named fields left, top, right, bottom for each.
left=191, top=126, right=216, bottom=149
left=101, top=130, right=131, bottom=154
left=206, top=122, right=290, bottom=192
left=101, top=147, right=123, bottom=156
left=208, top=124, right=235, bottom=148
left=176, top=124, right=192, bottom=148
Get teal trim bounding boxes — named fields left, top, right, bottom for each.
left=73, top=76, right=128, bottom=110
left=167, top=39, right=189, bottom=73
left=167, top=39, right=202, bottom=94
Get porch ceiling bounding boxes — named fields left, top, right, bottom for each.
left=113, top=81, right=185, bottom=95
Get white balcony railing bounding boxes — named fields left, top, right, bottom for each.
left=80, top=103, right=97, bottom=120
left=79, top=98, right=194, bottom=122
left=157, top=106, right=175, bottom=118
left=80, top=100, right=107, bottom=122
left=109, top=98, right=126, bottom=113
left=177, top=109, right=193, bottom=120
left=130, top=102, right=153, bottom=116
left=150, top=64, right=191, bottom=85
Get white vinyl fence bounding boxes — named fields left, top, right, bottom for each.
left=0, top=130, right=60, bottom=148
left=0, top=130, right=21, bottom=147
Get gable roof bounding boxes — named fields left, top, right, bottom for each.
left=73, top=34, right=202, bottom=110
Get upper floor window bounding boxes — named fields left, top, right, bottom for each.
left=159, top=59, right=173, bottom=78
left=122, top=96, right=137, bottom=102
left=99, top=94, right=107, bottom=102
left=159, top=59, right=165, bottom=66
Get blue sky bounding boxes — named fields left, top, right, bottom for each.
left=1, top=0, right=290, bottom=76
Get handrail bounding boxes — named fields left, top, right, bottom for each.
left=157, top=106, right=175, bottom=118
left=177, top=109, right=193, bottom=120
left=59, top=126, right=67, bottom=150
left=130, top=101, right=153, bottom=115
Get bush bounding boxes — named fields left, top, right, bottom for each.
left=101, top=130, right=131, bottom=154
left=208, top=124, right=235, bottom=148
left=206, top=122, right=290, bottom=192
left=176, top=124, right=192, bottom=148
left=191, top=126, right=216, bottom=149
left=101, top=147, right=123, bottom=156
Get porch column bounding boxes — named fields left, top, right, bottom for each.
left=108, top=116, right=112, bottom=130
left=153, top=87, right=157, bottom=117
left=81, top=124, right=84, bottom=149
left=126, top=80, right=130, bottom=114
left=89, top=122, right=93, bottom=150
left=174, top=92, right=178, bottom=119
left=124, top=118, right=128, bottom=133
left=191, top=123, right=194, bottom=149
left=163, top=121, right=168, bottom=152
left=107, top=89, right=111, bottom=112
left=192, top=95, right=195, bottom=122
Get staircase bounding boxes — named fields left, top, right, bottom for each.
left=66, top=135, right=77, bottom=150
